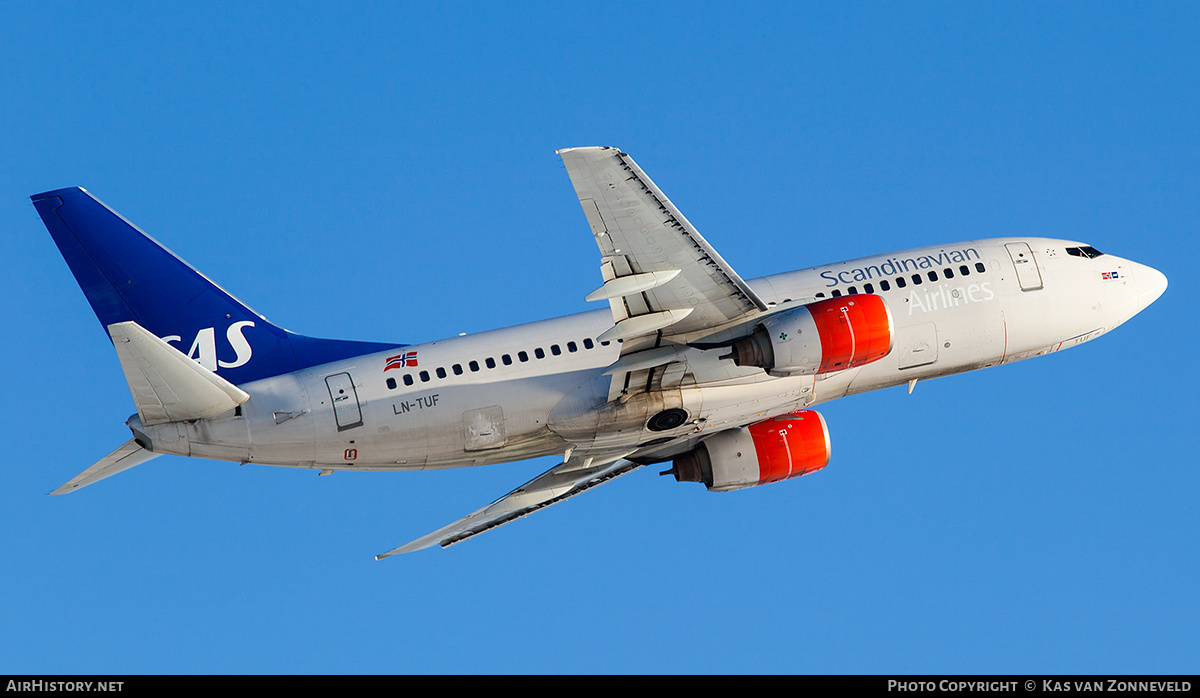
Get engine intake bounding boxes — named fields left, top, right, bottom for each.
left=731, top=295, right=893, bottom=376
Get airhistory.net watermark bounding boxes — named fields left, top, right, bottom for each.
left=5, top=681, right=123, bottom=692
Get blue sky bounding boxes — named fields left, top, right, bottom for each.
left=2, top=2, right=1197, bottom=673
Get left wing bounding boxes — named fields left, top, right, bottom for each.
left=377, top=455, right=641, bottom=558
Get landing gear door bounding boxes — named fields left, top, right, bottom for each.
left=1005, top=242, right=1044, bottom=291
left=325, top=372, right=364, bottom=431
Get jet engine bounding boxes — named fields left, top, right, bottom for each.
left=664, top=411, right=831, bottom=492
left=730, top=295, right=894, bottom=376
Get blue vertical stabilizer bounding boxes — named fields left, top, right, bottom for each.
left=32, top=187, right=401, bottom=385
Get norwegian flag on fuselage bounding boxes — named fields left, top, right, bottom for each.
left=384, top=351, right=418, bottom=371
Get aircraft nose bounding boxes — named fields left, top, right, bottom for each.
left=1133, top=262, right=1168, bottom=312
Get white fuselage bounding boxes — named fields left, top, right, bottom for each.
left=130, top=237, right=1163, bottom=471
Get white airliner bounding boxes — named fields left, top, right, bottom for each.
left=33, top=147, right=1167, bottom=558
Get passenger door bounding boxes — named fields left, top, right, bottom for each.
left=1005, top=242, right=1044, bottom=291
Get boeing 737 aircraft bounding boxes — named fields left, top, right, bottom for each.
left=32, top=147, right=1168, bottom=558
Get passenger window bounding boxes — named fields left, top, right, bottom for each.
left=831, top=289, right=843, bottom=297
left=912, top=274, right=922, bottom=285
left=567, top=341, right=577, bottom=352
left=975, top=262, right=986, bottom=273
left=880, top=280, right=890, bottom=291
left=583, top=338, right=594, bottom=349
left=419, top=370, right=430, bottom=382
left=927, top=271, right=938, bottom=282
left=403, top=374, right=414, bottom=386
left=535, top=348, right=545, bottom=359
left=816, top=292, right=826, bottom=298
left=551, top=344, right=561, bottom=356
left=943, top=268, right=953, bottom=279
left=959, top=265, right=969, bottom=276
left=502, top=354, right=512, bottom=365
left=436, top=367, right=447, bottom=379
left=485, top=358, right=496, bottom=369
left=453, top=364, right=463, bottom=375
left=518, top=351, right=528, bottom=362
left=469, top=361, right=479, bottom=372
left=386, top=377, right=397, bottom=390
left=864, top=283, right=874, bottom=294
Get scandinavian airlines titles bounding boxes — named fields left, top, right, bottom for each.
left=907, top=281, right=994, bottom=315
left=819, top=247, right=981, bottom=287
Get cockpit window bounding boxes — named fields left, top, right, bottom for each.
left=1066, top=246, right=1105, bottom=259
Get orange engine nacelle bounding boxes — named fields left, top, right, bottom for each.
left=731, top=294, right=894, bottom=376
left=666, top=411, right=831, bottom=492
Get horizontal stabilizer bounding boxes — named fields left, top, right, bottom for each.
left=108, top=321, right=250, bottom=426
left=377, top=457, right=643, bottom=558
left=51, top=439, right=161, bottom=495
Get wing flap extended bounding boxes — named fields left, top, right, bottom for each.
left=377, top=456, right=643, bottom=558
